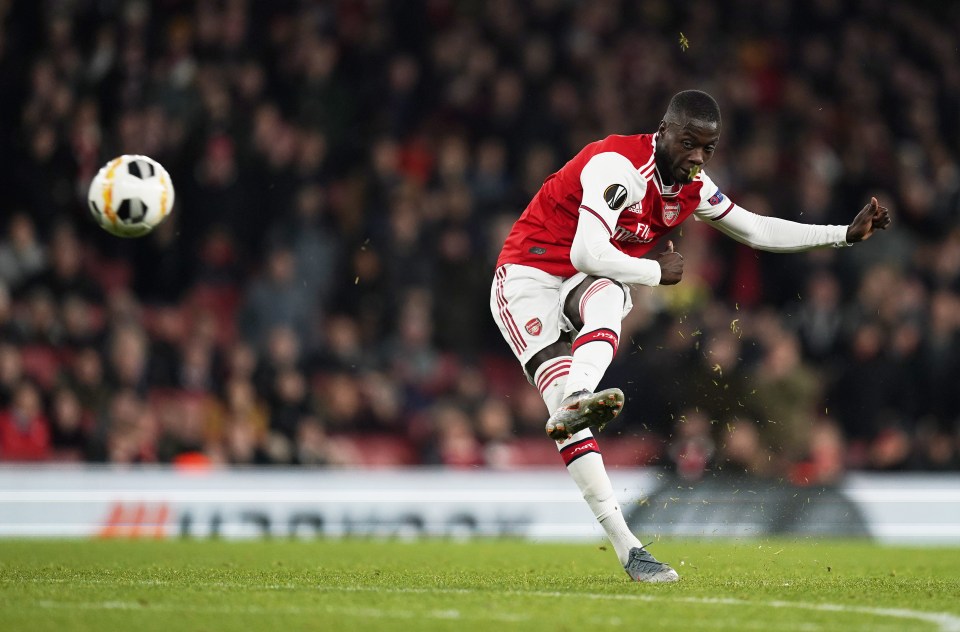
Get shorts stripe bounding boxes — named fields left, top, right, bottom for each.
left=579, top=279, right=614, bottom=323
left=495, top=268, right=527, bottom=354
left=496, top=275, right=524, bottom=354
left=499, top=285, right=527, bottom=354
left=536, top=359, right=572, bottom=393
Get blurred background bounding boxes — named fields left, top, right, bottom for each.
left=0, top=0, right=958, bottom=485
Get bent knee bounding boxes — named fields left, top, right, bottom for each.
left=566, top=277, right=627, bottom=329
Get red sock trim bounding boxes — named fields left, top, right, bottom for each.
left=571, top=328, right=619, bottom=355
left=560, top=437, right=601, bottom=465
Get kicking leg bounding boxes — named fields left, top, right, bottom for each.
left=491, top=267, right=675, bottom=582
left=527, top=336, right=678, bottom=582
left=544, top=277, right=627, bottom=440
left=563, top=276, right=624, bottom=397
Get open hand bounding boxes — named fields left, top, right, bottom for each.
left=846, top=197, right=891, bottom=243
left=657, top=240, right=684, bottom=285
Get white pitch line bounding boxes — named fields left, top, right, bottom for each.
left=18, top=579, right=960, bottom=631
left=321, top=585, right=960, bottom=632
left=32, top=600, right=530, bottom=624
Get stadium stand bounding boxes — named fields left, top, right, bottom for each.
left=0, top=0, right=958, bottom=478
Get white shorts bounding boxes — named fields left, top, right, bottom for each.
left=490, top=264, right=632, bottom=379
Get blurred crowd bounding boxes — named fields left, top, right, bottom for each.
left=0, top=0, right=958, bottom=480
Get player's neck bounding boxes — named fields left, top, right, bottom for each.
left=653, top=145, right=675, bottom=186
left=655, top=157, right=675, bottom=187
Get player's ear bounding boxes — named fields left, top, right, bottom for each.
left=657, top=120, right=667, bottom=135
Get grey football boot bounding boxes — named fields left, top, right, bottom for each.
left=623, top=547, right=680, bottom=583
left=545, top=388, right=625, bottom=441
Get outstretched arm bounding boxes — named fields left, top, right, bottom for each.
left=701, top=197, right=890, bottom=252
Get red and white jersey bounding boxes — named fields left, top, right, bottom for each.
left=496, top=133, right=734, bottom=278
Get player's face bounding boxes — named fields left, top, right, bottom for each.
left=656, top=120, right=720, bottom=184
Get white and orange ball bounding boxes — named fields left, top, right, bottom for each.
left=87, top=155, right=175, bottom=238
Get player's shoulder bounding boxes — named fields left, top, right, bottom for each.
left=690, top=169, right=719, bottom=199
left=590, top=133, right=655, bottom=170
left=694, top=169, right=715, bottom=186
left=575, top=134, right=655, bottom=183
left=689, top=169, right=734, bottom=216
left=667, top=169, right=714, bottom=208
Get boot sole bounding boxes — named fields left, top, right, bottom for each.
left=546, top=388, right=625, bottom=441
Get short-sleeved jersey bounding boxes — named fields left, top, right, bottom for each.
left=496, top=133, right=734, bottom=278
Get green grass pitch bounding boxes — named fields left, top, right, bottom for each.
left=1, top=539, right=958, bottom=631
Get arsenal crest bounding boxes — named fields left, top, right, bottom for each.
left=663, top=201, right=680, bottom=226
left=525, top=318, right=542, bottom=336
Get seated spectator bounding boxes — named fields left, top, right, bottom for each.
left=105, top=322, right=150, bottom=395
left=20, top=221, right=101, bottom=304
left=176, top=334, right=219, bottom=394
left=0, top=212, right=46, bottom=293
left=358, top=370, right=404, bottom=432
left=294, top=415, right=362, bottom=467
left=18, top=287, right=63, bottom=346
left=0, top=379, right=51, bottom=461
left=312, top=314, right=374, bottom=372
left=239, top=245, right=315, bottom=351
left=667, top=408, right=717, bottom=482
left=314, top=371, right=366, bottom=433
left=421, top=401, right=484, bottom=468
left=0, top=283, right=14, bottom=344
left=0, top=343, right=24, bottom=407
left=60, top=293, right=102, bottom=350
left=98, top=389, right=155, bottom=464
left=475, top=397, right=515, bottom=469
left=48, top=385, right=93, bottom=460
left=223, top=377, right=269, bottom=431
left=61, top=346, right=111, bottom=421
left=268, top=367, right=310, bottom=440
left=220, top=417, right=271, bottom=466
left=717, top=416, right=772, bottom=478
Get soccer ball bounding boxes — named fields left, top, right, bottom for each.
left=87, top=155, right=175, bottom=238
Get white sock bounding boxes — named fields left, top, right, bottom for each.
left=562, top=280, right=623, bottom=397
left=558, top=430, right=642, bottom=564
left=535, top=356, right=642, bottom=565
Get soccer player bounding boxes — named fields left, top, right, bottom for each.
left=489, top=90, right=890, bottom=582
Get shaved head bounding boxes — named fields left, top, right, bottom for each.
left=663, top=90, right=721, bottom=130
